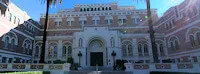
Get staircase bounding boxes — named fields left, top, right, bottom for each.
left=64, top=66, right=133, bottom=74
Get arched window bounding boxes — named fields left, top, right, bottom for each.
left=128, top=44, right=133, bottom=56
left=170, top=42, right=175, bottom=51
left=62, top=46, right=67, bottom=56
left=91, top=8, right=93, bottom=11
left=188, top=10, right=193, bottom=18
left=197, top=32, right=200, bottom=45
left=192, top=6, right=198, bottom=16
left=23, top=43, right=27, bottom=53
left=94, top=8, right=97, bottom=11
left=190, top=35, right=195, bottom=47
left=102, top=7, right=104, bottom=10
left=84, top=8, right=86, bottom=11
left=27, top=45, right=31, bottom=54
left=110, top=37, right=115, bottom=47
left=11, top=39, right=15, bottom=49
left=80, top=8, right=83, bottom=11
left=9, top=13, right=12, bottom=21
left=14, top=16, right=16, bottom=24
left=98, top=8, right=100, bottom=11
left=109, top=7, right=111, bottom=10
left=105, top=7, right=108, bottom=10
left=175, top=40, right=179, bottom=50
left=87, top=8, right=89, bottom=11
left=53, top=46, right=57, bottom=57
left=144, top=44, right=149, bottom=56
left=138, top=44, right=142, bottom=56
left=4, top=37, right=9, bottom=48
left=48, top=46, right=53, bottom=56
left=122, top=45, right=127, bottom=56
left=159, top=44, right=165, bottom=56
left=79, top=38, right=83, bottom=47
left=68, top=46, right=72, bottom=56
left=35, top=46, right=40, bottom=57
left=169, top=21, right=172, bottom=28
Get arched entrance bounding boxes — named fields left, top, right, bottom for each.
left=87, top=37, right=106, bottom=66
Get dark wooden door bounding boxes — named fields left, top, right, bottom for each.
left=90, top=52, right=103, bottom=66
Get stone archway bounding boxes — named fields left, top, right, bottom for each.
left=86, top=37, right=106, bottom=66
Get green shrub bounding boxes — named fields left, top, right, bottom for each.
left=150, top=71, right=199, bottom=74
left=67, top=57, right=74, bottom=64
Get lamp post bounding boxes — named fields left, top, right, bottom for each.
left=78, top=51, right=82, bottom=67
left=111, top=51, right=116, bottom=70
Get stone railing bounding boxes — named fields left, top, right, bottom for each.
left=0, top=63, right=71, bottom=74
left=124, top=63, right=200, bottom=74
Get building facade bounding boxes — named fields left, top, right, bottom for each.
left=0, top=0, right=200, bottom=68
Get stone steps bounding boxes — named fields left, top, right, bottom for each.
left=65, top=71, right=133, bottom=74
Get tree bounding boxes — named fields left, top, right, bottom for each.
left=39, top=0, right=62, bottom=63
left=133, top=0, right=159, bottom=63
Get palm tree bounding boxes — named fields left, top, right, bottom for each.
left=134, top=0, right=159, bottom=63
left=39, top=0, right=62, bottom=63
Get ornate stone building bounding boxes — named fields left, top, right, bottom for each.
left=0, top=0, right=200, bottom=68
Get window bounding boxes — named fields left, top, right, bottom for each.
left=62, top=46, right=67, bottom=56
left=175, top=40, right=179, bottom=50
left=197, top=32, right=200, bottom=45
left=68, top=46, right=72, bottom=56
left=4, top=37, right=9, bottom=48
left=14, top=16, right=16, bottom=24
left=11, top=39, right=15, bottom=49
left=35, top=46, right=40, bottom=57
left=122, top=45, right=127, bottom=56
left=144, top=44, right=149, bottom=56
left=92, top=20, right=95, bottom=25
left=193, top=6, right=198, bottom=15
left=169, top=21, right=172, bottom=28
left=53, top=46, right=57, bottom=57
left=170, top=42, right=175, bottom=51
left=128, top=44, right=133, bottom=56
left=109, top=7, right=111, bottom=10
left=190, top=35, right=195, bottom=47
left=159, top=44, right=165, bottom=56
left=110, top=37, right=115, bottom=47
left=188, top=10, right=192, bottom=18
left=9, top=13, right=12, bottom=21
left=138, top=44, right=142, bottom=56
left=79, top=38, right=83, bottom=47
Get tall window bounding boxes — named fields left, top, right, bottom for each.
left=53, top=46, right=57, bottom=57
left=170, top=42, right=175, bottom=51
left=79, top=38, right=83, bottom=47
left=197, top=32, right=200, bottom=45
left=11, top=39, right=15, bottom=49
left=144, top=44, right=149, bottom=56
left=159, top=44, right=165, bottom=56
left=190, top=35, right=195, bottom=47
left=62, top=46, right=67, bottom=56
left=110, top=37, right=115, bottom=47
left=188, top=10, right=193, bottom=18
left=9, top=13, right=12, bottom=21
left=193, top=6, right=198, bottom=16
left=68, top=46, right=72, bottom=56
left=35, top=46, right=40, bottom=57
left=175, top=40, right=179, bottom=50
left=4, top=37, right=9, bottom=48
left=132, top=18, right=140, bottom=25
left=122, top=45, right=127, bottom=56
left=138, top=44, right=142, bottom=56
left=14, top=16, right=16, bottom=24
left=128, top=44, right=133, bottom=56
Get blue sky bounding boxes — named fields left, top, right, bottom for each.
left=11, top=0, right=184, bottom=21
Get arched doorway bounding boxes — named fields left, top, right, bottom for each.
left=87, top=38, right=106, bottom=66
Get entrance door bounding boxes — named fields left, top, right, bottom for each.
left=90, top=52, right=103, bottom=66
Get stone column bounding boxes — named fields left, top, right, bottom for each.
left=57, top=40, right=63, bottom=60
